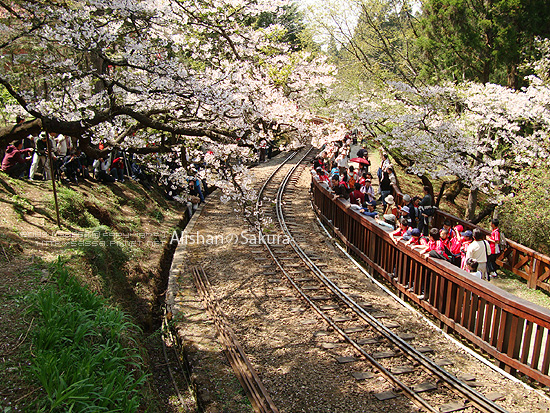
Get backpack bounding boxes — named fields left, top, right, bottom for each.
left=499, top=230, right=508, bottom=251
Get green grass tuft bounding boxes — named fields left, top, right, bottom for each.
left=28, top=259, right=147, bottom=412
left=52, top=187, right=99, bottom=228
left=11, top=195, right=34, bottom=218
left=72, top=226, right=129, bottom=282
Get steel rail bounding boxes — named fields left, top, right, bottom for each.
left=283, top=223, right=509, bottom=412
left=256, top=150, right=298, bottom=209
left=271, top=151, right=441, bottom=412
left=284, top=178, right=508, bottom=412
left=192, top=266, right=280, bottom=413
left=258, top=149, right=508, bottom=413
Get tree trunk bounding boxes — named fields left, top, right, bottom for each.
left=91, top=52, right=106, bottom=93
left=435, top=181, right=447, bottom=208
left=507, top=64, right=518, bottom=90
left=180, top=145, right=188, bottom=170
left=78, top=134, right=110, bottom=160
left=0, top=119, right=42, bottom=149
left=466, top=187, right=478, bottom=221
left=379, top=144, right=410, bottom=169
left=442, top=180, right=464, bottom=204
left=471, top=203, right=496, bottom=225
left=390, top=153, right=409, bottom=169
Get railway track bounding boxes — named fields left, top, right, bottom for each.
left=252, top=147, right=510, bottom=413
left=193, top=266, right=279, bottom=413
left=180, top=152, right=301, bottom=413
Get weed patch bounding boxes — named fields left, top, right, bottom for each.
left=52, top=187, right=99, bottom=228
left=11, top=195, right=34, bottom=218
left=73, top=226, right=129, bottom=283
left=130, top=197, right=148, bottom=212
left=28, top=260, right=147, bottom=412
left=0, top=233, right=23, bottom=262
left=150, top=208, right=165, bottom=222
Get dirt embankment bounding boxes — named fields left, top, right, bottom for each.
left=0, top=173, right=193, bottom=412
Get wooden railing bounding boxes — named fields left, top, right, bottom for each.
left=312, top=178, right=550, bottom=387
left=390, top=185, right=550, bottom=293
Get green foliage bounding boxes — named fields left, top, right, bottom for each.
left=417, top=0, right=550, bottom=88
left=129, top=196, right=148, bottom=212
left=351, top=0, right=418, bottom=83
left=150, top=208, right=165, bottom=222
left=316, top=0, right=419, bottom=105
left=500, top=169, right=550, bottom=255
left=28, top=260, right=147, bottom=412
left=0, top=85, right=17, bottom=126
left=250, top=2, right=306, bottom=51
left=52, top=187, right=99, bottom=228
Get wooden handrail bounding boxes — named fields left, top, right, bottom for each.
left=312, top=178, right=550, bottom=387
left=390, top=184, right=550, bottom=292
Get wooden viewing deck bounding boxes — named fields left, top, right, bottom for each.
left=312, top=177, right=550, bottom=388
left=390, top=186, right=550, bottom=293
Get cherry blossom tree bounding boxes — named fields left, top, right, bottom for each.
left=0, top=0, right=337, bottom=215
left=337, top=75, right=550, bottom=220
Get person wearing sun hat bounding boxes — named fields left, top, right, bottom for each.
left=383, top=194, right=398, bottom=222
left=399, top=205, right=411, bottom=226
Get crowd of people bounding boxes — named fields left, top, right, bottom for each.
left=2, top=132, right=114, bottom=184
left=1, top=128, right=208, bottom=215
left=312, top=138, right=505, bottom=282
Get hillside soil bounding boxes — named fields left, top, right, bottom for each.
left=0, top=172, right=192, bottom=411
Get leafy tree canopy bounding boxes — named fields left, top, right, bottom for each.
left=416, top=0, right=550, bottom=88
left=0, top=0, right=338, bottom=219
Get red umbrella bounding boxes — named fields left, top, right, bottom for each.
left=350, top=157, right=371, bottom=166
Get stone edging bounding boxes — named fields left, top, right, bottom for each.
left=165, top=191, right=217, bottom=316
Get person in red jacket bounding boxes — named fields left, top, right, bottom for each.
left=448, top=225, right=464, bottom=266
left=391, top=218, right=412, bottom=243
left=486, top=219, right=502, bottom=278
left=316, top=168, right=330, bottom=185
left=110, top=157, right=125, bottom=182
left=417, top=228, right=450, bottom=261
left=406, top=228, right=426, bottom=247
left=1, top=140, right=33, bottom=178
left=349, top=182, right=365, bottom=206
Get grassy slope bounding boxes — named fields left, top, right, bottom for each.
left=0, top=172, right=190, bottom=411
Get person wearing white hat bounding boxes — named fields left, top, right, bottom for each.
left=383, top=194, right=398, bottom=225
